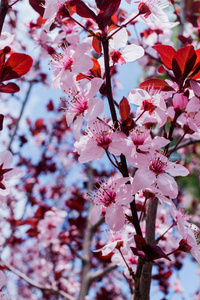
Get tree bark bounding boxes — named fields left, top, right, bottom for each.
left=134, top=198, right=158, bottom=300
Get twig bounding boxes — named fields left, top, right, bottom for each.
left=7, top=81, right=34, bottom=152
left=1, top=259, right=76, bottom=300
left=0, top=0, right=10, bottom=37
left=90, top=263, right=117, bottom=281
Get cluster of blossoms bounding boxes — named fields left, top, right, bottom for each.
left=40, top=0, right=200, bottom=282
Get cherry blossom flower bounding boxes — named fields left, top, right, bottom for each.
left=74, top=119, right=129, bottom=163
left=109, top=28, right=144, bottom=65
left=177, top=96, right=200, bottom=133
left=51, top=43, right=93, bottom=89
left=137, top=0, right=171, bottom=26
left=0, top=151, right=24, bottom=196
left=132, top=151, right=189, bottom=198
left=38, top=208, right=67, bottom=246
left=64, top=78, right=104, bottom=140
left=53, top=20, right=80, bottom=45
left=123, top=125, right=169, bottom=166
left=90, top=176, right=132, bottom=231
left=128, top=88, right=167, bottom=127
left=43, top=0, right=66, bottom=31
left=93, top=227, right=134, bottom=256
left=171, top=207, right=200, bottom=263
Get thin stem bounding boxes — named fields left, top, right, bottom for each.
left=0, top=0, right=10, bottom=37
left=167, top=131, right=187, bottom=156
left=118, top=247, right=135, bottom=279
left=139, top=197, right=148, bottom=223
left=156, top=222, right=176, bottom=243
left=102, top=38, right=118, bottom=128
left=108, top=13, right=141, bottom=39
left=1, top=259, right=76, bottom=300
left=69, top=15, right=94, bottom=36
left=10, top=0, right=20, bottom=6
left=135, top=110, right=145, bottom=123
left=7, top=81, right=34, bottom=152
left=105, top=149, right=119, bottom=169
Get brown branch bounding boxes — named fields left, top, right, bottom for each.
left=89, top=263, right=117, bottom=281
left=78, top=163, right=95, bottom=300
left=1, top=259, right=76, bottom=300
left=0, top=0, right=10, bottom=37
left=168, top=139, right=200, bottom=153
left=7, top=81, right=34, bottom=152
left=134, top=198, right=158, bottom=300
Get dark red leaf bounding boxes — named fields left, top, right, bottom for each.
left=121, top=117, right=135, bottom=136
left=139, top=78, right=175, bottom=91
left=29, top=0, right=45, bottom=16
left=152, top=45, right=176, bottom=70
left=96, top=1, right=120, bottom=29
left=90, top=57, right=102, bottom=78
left=119, top=97, right=130, bottom=122
left=69, top=0, right=97, bottom=21
left=92, top=35, right=102, bottom=54
left=188, top=48, right=200, bottom=80
left=0, top=82, right=20, bottom=93
left=1, top=53, right=33, bottom=81
left=100, top=0, right=121, bottom=14
left=172, top=45, right=196, bottom=81
left=134, top=235, right=147, bottom=250
left=76, top=73, right=92, bottom=81
left=144, top=243, right=171, bottom=261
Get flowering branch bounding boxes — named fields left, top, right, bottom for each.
left=1, top=259, right=76, bottom=300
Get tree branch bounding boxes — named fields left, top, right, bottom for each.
left=89, top=263, right=117, bottom=281
left=0, top=0, right=10, bottom=36
left=1, top=259, right=76, bottom=300
left=78, top=163, right=95, bottom=300
left=7, top=81, right=34, bottom=152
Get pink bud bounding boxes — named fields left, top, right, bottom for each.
left=172, top=93, right=188, bottom=110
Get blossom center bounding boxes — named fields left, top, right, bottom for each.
left=130, top=127, right=150, bottom=146
left=149, top=156, right=167, bottom=175
left=88, top=120, right=114, bottom=150
left=98, top=187, right=116, bottom=207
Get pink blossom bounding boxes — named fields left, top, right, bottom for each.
left=0, top=151, right=24, bottom=196
left=65, top=78, right=104, bottom=140
left=43, top=0, right=66, bottom=31
left=170, top=206, right=200, bottom=263
left=51, top=43, right=93, bottom=89
left=109, top=28, right=144, bottom=65
left=123, top=125, right=169, bottom=166
left=128, top=88, right=167, bottom=127
left=93, top=227, right=134, bottom=256
left=172, top=93, right=188, bottom=111
left=137, top=0, right=171, bottom=26
left=53, top=20, right=80, bottom=45
left=38, top=208, right=67, bottom=246
left=177, top=96, right=200, bottom=133
left=74, top=119, right=129, bottom=163
left=90, top=176, right=132, bottom=231
left=132, top=151, right=189, bottom=198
